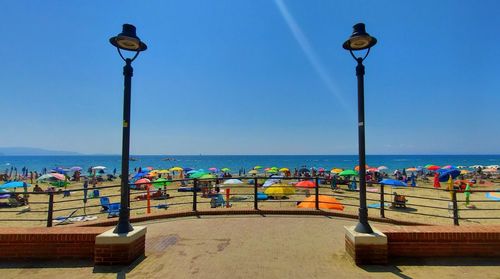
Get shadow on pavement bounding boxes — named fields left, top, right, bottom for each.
left=0, top=260, right=93, bottom=269
left=92, top=255, right=146, bottom=279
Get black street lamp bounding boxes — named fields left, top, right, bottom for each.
left=343, top=23, right=377, bottom=234
left=109, top=24, right=147, bottom=234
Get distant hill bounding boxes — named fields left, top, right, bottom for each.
left=0, top=147, right=81, bottom=156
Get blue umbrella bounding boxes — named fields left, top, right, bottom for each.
left=438, top=169, right=460, bottom=182
left=133, top=172, right=149, bottom=179
left=186, top=170, right=198, bottom=175
left=0, top=181, right=31, bottom=189
left=52, top=167, right=67, bottom=174
left=183, top=167, right=193, bottom=172
left=380, top=179, right=407, bottom=187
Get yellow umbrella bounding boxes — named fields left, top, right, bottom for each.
left=406, top=167, right=418, bottom=172
left=460, top=170, right=469, bottom=174
left=279, top=168, right=289, bottom=172
left=157, top=169, right=170, bottom=174
left=330, top=168, right=343, bottom=174
left=264, top=184, right=295, bottom=197
left=169, top=167, right=183, bottom=172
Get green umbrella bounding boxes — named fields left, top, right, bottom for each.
left=339, top=170, right=358, bottom=176
left=51, top=181, right=70, bottom=187
left=266, top=169, right=278, bottom=174
left=190, top=171, right=208, bottom=179
left=221, top=168, right=231, bottom=172
left=152, top=178, right=171, bottom=189
left=199, top=174, right=216, bottom=179
left=254, top=166, right=262, bottom=170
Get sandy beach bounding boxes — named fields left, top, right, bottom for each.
left=0, top=175, right=498, bottom=228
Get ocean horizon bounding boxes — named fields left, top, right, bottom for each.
left=1, top=154, right=499, bottom=174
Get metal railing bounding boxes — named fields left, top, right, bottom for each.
left=0, top=176, right=498, bottom=227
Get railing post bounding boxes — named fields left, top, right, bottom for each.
left=46, top=192, right=54, bottom=227
left=452, top=189, right=459, bottom=226
left=254, top=177, right=258, bottom=210
left=193, top=179, right=197, bottom=212
left=380, top=183, right=385, bottom=218
left=315, top=177, right=319, bottom=210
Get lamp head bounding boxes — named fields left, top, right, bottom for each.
left=343, top=23, right=377, bottom=51
left=109, top=24, right=147, bottom=52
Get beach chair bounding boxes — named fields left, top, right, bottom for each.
left=392, top=192, right=407, bottom=208
left=100, top=197, right=110, bottom=211
left=210, top=194, right=226, bottom=208
left=54, top=209, right=78, bottom=225
left=107, top=203, right=120, bottom=218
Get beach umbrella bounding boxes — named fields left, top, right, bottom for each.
left=460, top=170, right=470, bottom=174
left=221, top=168, right=231, bottom=172
left=264, top=184, right=295, bottom=197
left=70, top=166, right=82, bottom=171
left=377, top=166, right=388, bottom=171
left=152, top=178, right=171, bottom=189
left=52, top=167, right=67, bottom=174
left=223, top=179, right=244, bottom=185
left=295, top=180, right=315, bottom=188
left=367, top=167, right=379, bottom=172
left=253, top=166, right=262, bottom=170
left=157, top=169, right=170, bottom=174
left=189, top=171, right=208, bottom=179
left=442, top=165, right=456, bottom=169
left=169, top=167, right=183, bottom=172
left=183, top=167, right=193, bottom=172
left=248, top=170, right=259, bottom=175
left=0, top=181, right=30, bottom=189
left=339, top=170, right=358, bottom=176
left=354, top=165, right=369, bottom=171
left=439, top=169, right=461, bottom=182
left=51, top=181, right=70, bottom=187
left=426, top=165, right=441, bottom=171
left=51, top=173, right=66, bottom=180
left=266, top=169, right=278, bottom=174
left=208, top=167, right=218, bottom=172
left=406, top=167, right=418, bottom=172
left=330, top=168, right=343, bottom=174
left=379, top=179, right=407, bottom=187
left=92, top=166, right=107, bottom=170
left=37, top=174, right=56, bottom=181
left=318, top=167, right=325, bottom=172
left=186, top=170, right=199, bottom=175
left=298, top=168, right=310, bottom=173
left=297, top=195, right=344, bottom=210
left=135, top=178, right=151, bottom=188
left=199, top=174, right=216, bottom=179
left=279, top=168, right=289, bottom=172
left=263, top=179, right=280, bottom=188
left=133, top=172, right=149, bottom=179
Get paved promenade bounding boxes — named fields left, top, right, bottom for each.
left=1, top=215, right=499, bottom=278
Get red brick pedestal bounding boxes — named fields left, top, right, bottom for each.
left=94, top=226, right=147, bottom=265
left=345, top=226, right=388, bottom=265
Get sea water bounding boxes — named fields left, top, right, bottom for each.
left=0, top=155, right=499, bottom=174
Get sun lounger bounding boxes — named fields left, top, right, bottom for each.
left=107, top=203, right=120, bottom=218
left=100, top=197, right=111, bottom=211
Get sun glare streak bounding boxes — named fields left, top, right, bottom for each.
left=274, top=0, right=351, bottom=111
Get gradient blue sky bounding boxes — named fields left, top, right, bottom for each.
left=1, top=0, right=499, bottom=155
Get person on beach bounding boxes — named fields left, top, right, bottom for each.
left=433, top=172, right=441, bottom=188
left=464, top=183, right=472, bottom=207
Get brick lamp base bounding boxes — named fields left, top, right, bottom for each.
left=94, top=226, right=147, bottom=265
left=345, top=226, right=388, bottom=265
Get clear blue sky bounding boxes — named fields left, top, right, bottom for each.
left=1, top=0, right=499, bottom=155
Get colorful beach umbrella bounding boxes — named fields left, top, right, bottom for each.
left=297, top=195, right=344, bottom=210
left=264, top=184, right=295, bottom=197
left=223, top=179, right=244, bottom=185
left=339, top=170, right=358, bottom=176
left=263, top=179, right=280, bottom=188
left=135, top=178, right=151, bottom=188
left=379, top=179, right=407, bottom=187
left=377, top=166, right=388, bottom=171
left=426, top=165, right=441, bottom=171
left=406, top=167, right=418, bottom=172
left=485, top=191, right=500, bottom=201
left=439, top=169, right=461, bottom=182
left=0, top=181, right=30, bottom=189
left=169, top=167, right=183, bottom=172
left=152, top=178, right=171, bottom=189
left=330, top=168, right=343, bottom=174
left=354, top=165, right=369, bottom=171
left=254, top=166, right=262, bottom=170
left=279, top=168, right=289, bottom=172
left=295, top=180, right=315, bottom=188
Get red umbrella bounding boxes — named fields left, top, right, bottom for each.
left=427, top=165, right=441, bottom=171
left=295, top=181, right=315, bottom=188
left=135, top=178, right=151, bottom=189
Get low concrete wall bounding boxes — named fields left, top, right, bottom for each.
left=0, top=227, right=109, bottom=260
left=380, top=225, right=500, bottom=258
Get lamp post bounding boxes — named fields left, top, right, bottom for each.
left=109, top=24, right=147, bottom=234
left=343, top=23, right=377, bottom=234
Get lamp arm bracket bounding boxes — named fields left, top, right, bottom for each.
left=117, top=48, right=141, bottom=62
left=349, top=48, right=371, bottom=63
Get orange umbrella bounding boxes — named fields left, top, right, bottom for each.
left=297, top=195, right=344, bottom=210
left=354, top=165, right=369, bottom=171
left=295, top=180, right=315, bottom=188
